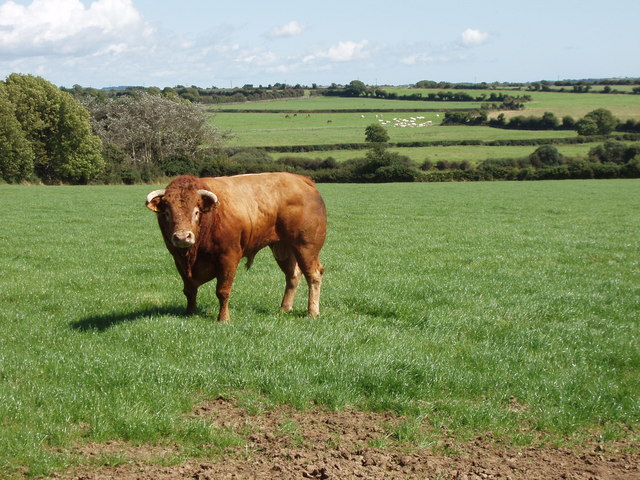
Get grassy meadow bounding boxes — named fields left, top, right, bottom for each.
left=277, top=142, right=603, bottom=164
left=378, top=88, right=640, bottom=120
left=209, top=88, right=640, bottom=163
left=217, top=112, right=578, bottom=148
left=1, top=180, right=639, bottom=477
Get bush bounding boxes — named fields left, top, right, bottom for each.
left=420, top=159, right=434, bottom=171
left=589, top=140, right=640, bottom=164
left=373, top=164, right=421, bottom=182
left=576, top=108, right=618, bottom=136
left=529, top=145, right=563, bottom=167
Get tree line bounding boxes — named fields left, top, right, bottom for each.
left=1, top=74, right=228, bottom=184
left=2, top=73, right=639, bottom=185
left=443, top=108, right=640, bottom=135
left=416, top=78, right=640, bottom=91
left=64, top=84, right=306, bottom=105
left=322, top=80, right=530, bottom=110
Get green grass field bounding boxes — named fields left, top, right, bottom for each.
left=208, top=89, right=640, bottom=156
left=216, top=112, right=579, bottom=147
left=275, top=143, right=603, bottom=164
left=207, top=95, right=486, bottom=112
left=377, top=88, right=640, bottom=120
left=1, top=180, right=639, bottom=477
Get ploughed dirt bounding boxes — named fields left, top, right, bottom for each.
left=53, top=398, right=639, bottom=480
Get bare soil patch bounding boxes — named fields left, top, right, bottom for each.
left=53, top=398, right=639, bottom=480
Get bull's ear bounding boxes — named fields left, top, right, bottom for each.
left=198, top=189, right=218, bottom=213
left=146, top=189, right=166, bottom=212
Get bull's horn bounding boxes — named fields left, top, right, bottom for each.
left=146, top=189, right=166, bottom=204
left=197, top=189, right=218, bottom=205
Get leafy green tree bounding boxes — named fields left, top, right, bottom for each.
left=576, top=108, right=618, bottom=135
left=359, top=123, right=419, bottom=181
left=0, top=83, right=34, bottom=182
left=589, top=140, right=640, bottom=164
left=365, top=122, right=390, bottom=144
left=52, top=94, right=105, bottom=183
left=529, top=145, right=563, bottom=167
left=576, top=117, right=599, bottom=136
left=541, top=112, right=559, bottom=129
left=364, top=122, right=390, bottom=161
left=345, top=80, right=368, bottom=97
left=4, top=74, right=104, bottom=183
left=561, top=115, right=576, bottom=130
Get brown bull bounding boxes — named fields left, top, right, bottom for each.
left=145, top=173, right=326, bottom=322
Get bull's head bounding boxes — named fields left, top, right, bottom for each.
left=146, top=185, right=218, bottom=248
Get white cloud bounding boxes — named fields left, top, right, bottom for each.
left=0, top=0, right=153, bottom=58
left=266, top=20, right=306, bottom=39
left=460, top=28, right=490, bottom=46
left=304, top=40, right=371, bottom=63
left=235, top=48, right=279, bottom=67
left=401, top=52, right=467, bottom=66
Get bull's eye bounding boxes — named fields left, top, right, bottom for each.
left=192, top=207, right=200, bottom=223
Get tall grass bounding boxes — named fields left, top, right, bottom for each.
left=0, top=180, right=639, bottom=477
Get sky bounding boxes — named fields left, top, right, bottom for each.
left=0, top=0, right=638, bottom=88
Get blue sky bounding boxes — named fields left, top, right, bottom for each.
left=0, top=0, right=638, bottom=88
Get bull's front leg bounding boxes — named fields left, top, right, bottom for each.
left=183, top=280, right=198, bottom=314
left=215, top=256, right=239, bottom=323
left=175, top=261, right=199, bottom=314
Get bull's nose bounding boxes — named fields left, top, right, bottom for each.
left=171, top=230, right=195, bottom=248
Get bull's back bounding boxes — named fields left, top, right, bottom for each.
left=204, top=173, right=325, bottom=245
left=203, top=173, right=322, bottom=211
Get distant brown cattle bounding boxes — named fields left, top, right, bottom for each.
left=146, top=173, right=326, bottom=322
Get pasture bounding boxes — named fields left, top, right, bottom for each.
left=207, top=95, right=487, bottom=112
left=379, top=88, right=640, bottom=120
left=216, top=112, right=578, bottom=148
left=0, top=180, right=639, bottom=477
left=277, top=142, right=603, bottom=164
left=209, top=89, right=640, bottom=169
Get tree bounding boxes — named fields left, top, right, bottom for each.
left=576, top=108, right=618, bottom=135
left=86, top=92, right=229, bottom=176
left=541, top=112, right=559, bottom=129
left=589, top=140, right=640, bottom=164
left=4, top=74, right=104, bottom=183
left=576, top=117, right=599, bottom=136
left=365, top=123, right=390, bottom=144
left=529, top=145, right=563, bottom=167
left=359, top=123, right=419, bottom=181
left=345, top=80, right=368, bottom=97
left=0, top=83, right=34, bottom=182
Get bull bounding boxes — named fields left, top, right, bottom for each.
left=145, top=173, right=326, bottom=323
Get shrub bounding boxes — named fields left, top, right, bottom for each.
left=529, top=145, right=563, bottom=167
left=576, top=108, right=618, bottom=135
left=373, top=164, right=421, bottom=182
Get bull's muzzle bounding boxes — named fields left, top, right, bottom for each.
left=171, top=230, right=195, bottom=248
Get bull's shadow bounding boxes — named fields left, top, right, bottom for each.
left=70, top=305, right=187, bottom=332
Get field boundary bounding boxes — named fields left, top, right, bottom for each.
left=244, top=133, right=640, bottom=153
left=208, top=108, right=474, bottom=113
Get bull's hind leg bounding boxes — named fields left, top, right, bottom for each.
left=271, top=243, right=302, bottom=312
left=294, top=247, right=324, bottom=318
